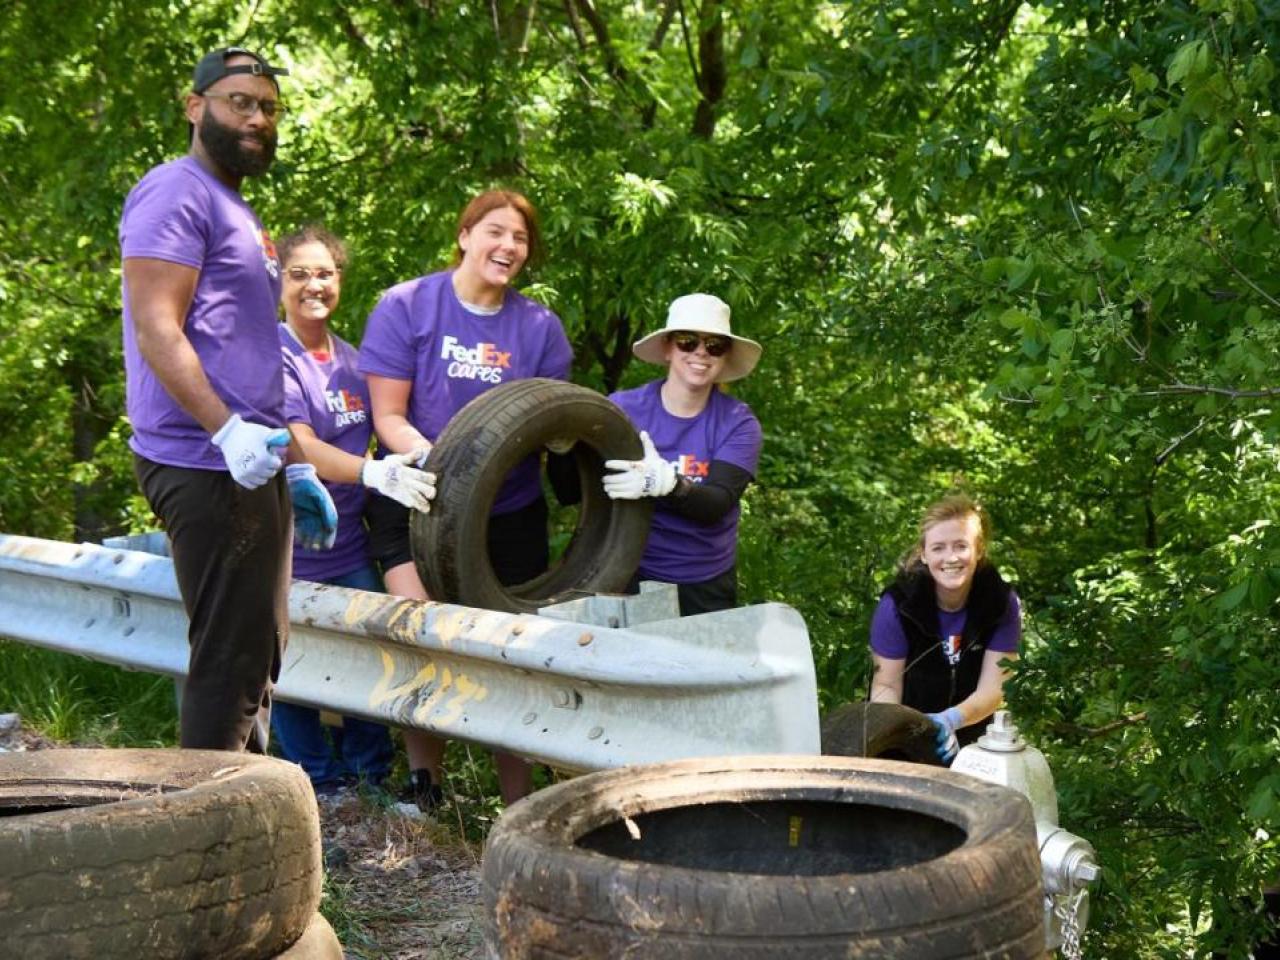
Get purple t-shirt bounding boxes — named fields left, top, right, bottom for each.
left=609, top=380, right=762, bottom=583
left=357, top=270, right=572, bottom=515
left=120, top=156, right=284, bottom=469
left=280, top=326, right=372, bottom=581
left=869, top=590, right=1022, bottom=659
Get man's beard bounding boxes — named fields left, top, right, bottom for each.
left=200, top=109, right=277, bottom=178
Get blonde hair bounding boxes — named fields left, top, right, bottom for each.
left=899, top=493, right=991, bottom=572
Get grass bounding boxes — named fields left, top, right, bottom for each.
left=0, top=640, right=178, bottom=746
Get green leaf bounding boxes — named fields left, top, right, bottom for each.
left=998, top=307, right=1028, bottom=330
left=1218, top=581, right=1249, bottom=611
left=1167, top=40, right=1210, bottom=87
left=1049, top=328, right=1076, bottom=357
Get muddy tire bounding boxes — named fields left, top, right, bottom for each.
left=0, top=749, right=322, bottom=960
left=483, top=755, right=1044, bottom=958
left=271, top=912, right=343, bottom=959
left=821, top=701, right=943, bottom=765
left=412, top=379, right=653, bottom=614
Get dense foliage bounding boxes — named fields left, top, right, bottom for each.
left=2, top=1, right=1278, bottom=954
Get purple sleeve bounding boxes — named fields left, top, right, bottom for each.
left=869, top=594, right=908, bottom=659
left=120, top=171, right=207, bottom=269
left=358, top=288, right=416, bottom=381
left=988, top=590, right=1022, bottom=654
left=536, top=314, right=573, bottom=381
left=281, top=352, right=310, bottom=425
left=716, top=405, right=762, bottom=476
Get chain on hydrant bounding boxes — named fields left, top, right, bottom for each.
left=951, top=710, right=1100, bottom=957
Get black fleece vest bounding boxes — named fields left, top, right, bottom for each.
left=885, top=563, right=1014, bottom=745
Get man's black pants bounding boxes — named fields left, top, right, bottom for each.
left=135, top=456, right=291, bottom=753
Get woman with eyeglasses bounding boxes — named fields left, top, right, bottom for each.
left=358, top=189, right=572, bottom=811
left=272, top=225, right=435, bottom=794
left=868, top=494, right=1021, bottom=765
left=601, top=293, right=763, bottom=615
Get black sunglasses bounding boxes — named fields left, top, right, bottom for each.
left=670, top=332, right=732, bottom=357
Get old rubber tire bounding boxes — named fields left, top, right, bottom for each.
left=412, top=379, right=653, bottom=614
left=0, top=749, right=322, bottom=960
left=483, top=755, right=1044, bottom=958
left=271, top=912, right=343, bottom=959
left=821, top=701, right=944, bottom=766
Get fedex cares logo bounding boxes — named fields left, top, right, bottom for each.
left=676, top=454, right=709, bottom=480
left=259, top=228, right=280, bottom=279
left=325, top=388, right=367, bottom=427
left=440, top=335, right=512, bottom=384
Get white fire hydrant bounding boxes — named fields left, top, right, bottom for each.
left=951, top=710, right=1098, bottom=957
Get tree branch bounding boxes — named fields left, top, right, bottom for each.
left=1147, top=382, right=1280, bottom=399
left=1053, top=712, right=1148, bottom=740
left=562, top=0, right=587, bottom=49
left=649, top=0, right=678, bottom=51
left=573, top=0, right=628, bottom=82
left=1199, top=233, right=1280, bottom=312
left=691, top=0, right=725, bottom=139
left=925, top=2, right=1021, bottom=124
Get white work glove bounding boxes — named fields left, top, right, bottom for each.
left=211, top=413, right=290, bottom=489
left=602, top=431, right=677, bottom=500
left=926, top=706, right=964, bottom=765
left=361, top=453, right=437, bottom=513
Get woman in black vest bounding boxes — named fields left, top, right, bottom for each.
left=868, top=494, right=1021, bottom=763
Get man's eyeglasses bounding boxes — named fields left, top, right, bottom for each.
left=670, top=332, right=732, bottom=357
left=202, top=91, right=286, bottom=120
left=285, top=267, right=339, bottom=283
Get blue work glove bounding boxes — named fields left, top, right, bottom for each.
left=286, top=463, right=338, bottom=551
left=926, top=706, right=965, bottom=765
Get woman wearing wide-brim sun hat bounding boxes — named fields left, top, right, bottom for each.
left=603, top=293, right=763, bottom=615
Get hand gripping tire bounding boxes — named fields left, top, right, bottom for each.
left=820, top=701, right=944, bottom=766
left=483, top=755, right=1045, bottom=958
left=0, top=749, right=323, bottom=960
left=412, top=379, right=653, bottom=614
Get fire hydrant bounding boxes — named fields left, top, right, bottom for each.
left=952, top=710, right=1098, bottom=957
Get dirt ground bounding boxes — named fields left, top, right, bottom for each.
left=0, top=715, right=487, bottom=960
left=317, top=790, right=486, bottom=959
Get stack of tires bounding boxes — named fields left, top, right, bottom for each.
left=0, top=749, right=340, bottom=959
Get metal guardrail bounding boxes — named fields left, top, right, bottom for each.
left=0, top=534, right=821, bottom=771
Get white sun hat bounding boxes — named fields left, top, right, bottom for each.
left=631, top=293, right=762, bottom=383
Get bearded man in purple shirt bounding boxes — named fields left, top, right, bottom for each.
left=120, top=48, right=335, bottom=753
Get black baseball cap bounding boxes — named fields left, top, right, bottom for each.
left=192, top=47, right=288, bottom=93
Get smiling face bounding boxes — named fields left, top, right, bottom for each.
left=281, top=241, right=341, bottom=330
left=457, top=205, right=529, bottom=293
left=922, top=513, right=983, bottom=601
left=662, top=332, right=729, bottom=391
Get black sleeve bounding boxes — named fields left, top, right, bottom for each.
left=547, top=450, right=582, bottom=506
left=659, top=459, right=753, bottom=525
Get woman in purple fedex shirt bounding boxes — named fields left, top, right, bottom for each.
left=358, top=189, right=572, bottom=810
left=602, top=294, right=763, bottom=616
left=272, top=226, right=435, bottom=793
left=868, top=494, right=1021, bottom=764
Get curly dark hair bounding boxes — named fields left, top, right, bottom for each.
left=276, top=224, right=349, bottom=272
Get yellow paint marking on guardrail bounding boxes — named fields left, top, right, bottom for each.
left=385, top=600, right=431, bottom=645
left=436, top=672, right=489, bottom=727
left=412, top=666, right=454, bottom=723
left=369, top=648, right=437, bottom=707
left=339, top=588, right=391, bottom=627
